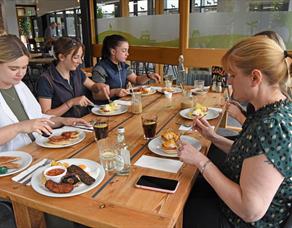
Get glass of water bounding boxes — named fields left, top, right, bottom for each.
left=164, top=75, right=173, bottom=88
left=194, top=80, right=205, bottom=92
left=97, top=137, right=123, bottom=172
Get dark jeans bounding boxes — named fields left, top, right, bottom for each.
left=183, top=138, right=237, bottom=228
left=183, top=176, right=233, bottom=228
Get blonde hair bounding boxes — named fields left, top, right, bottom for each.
left=222, top=36, right=291, bottom=97
left=0, top=33, right=30, bottom=63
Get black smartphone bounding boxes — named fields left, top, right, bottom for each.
left=135, top=175, right=179, bottom=193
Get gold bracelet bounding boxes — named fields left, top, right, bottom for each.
left=200, top=159, right=212, bottom=175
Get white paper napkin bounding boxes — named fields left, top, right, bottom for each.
left=134, top=155, right=183, bottom=173
left=179, top=125, right=192, bottom=131
left=114, top=100, right=132, bottom=106
left=12, top=158, right=48, bottom=184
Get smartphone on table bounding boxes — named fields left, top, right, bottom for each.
left=135, top=175, right=179, bottom=194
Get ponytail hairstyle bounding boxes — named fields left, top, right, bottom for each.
left=222, top=36, right=291, bottom=98
left=52, top=37, right=85, bottom=64
left=101, top=34, right=128, bottom=60
left=0, top=32, right=30, bottom=63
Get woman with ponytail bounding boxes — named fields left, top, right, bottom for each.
left=91, top=34, right=161, bottom=102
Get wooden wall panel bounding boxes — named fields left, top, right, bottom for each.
left=92, top=44, right=181, bottom=65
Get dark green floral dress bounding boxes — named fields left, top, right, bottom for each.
left=221, top=99, right=292, bottom=227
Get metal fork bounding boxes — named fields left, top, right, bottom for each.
left=20, top=159, right=51, bottom=185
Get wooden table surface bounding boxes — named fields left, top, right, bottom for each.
left=0, top=87, right=226, bottom=228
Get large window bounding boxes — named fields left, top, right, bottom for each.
left=47, top=8, right=82, bottom=42
left=189, top=0, right=292, bottom=49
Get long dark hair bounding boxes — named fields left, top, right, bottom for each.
left=101, top=35, right=128, bottom=60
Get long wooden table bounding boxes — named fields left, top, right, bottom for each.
left=0, top=88, right=226, bottom=228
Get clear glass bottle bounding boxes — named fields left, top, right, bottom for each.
left=177, top=55, right=186, bottom=84
left=116, top=127, right=131, bottom=175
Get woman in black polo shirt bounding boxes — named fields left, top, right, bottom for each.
left=91, top=34, right=161, bottom=102
left=37, top=37, right=109, bottom=117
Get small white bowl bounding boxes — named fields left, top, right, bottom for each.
left=43, top=165, right=67, bottom=183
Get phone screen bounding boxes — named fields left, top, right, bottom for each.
left=136, top=175, right=179, bottom=193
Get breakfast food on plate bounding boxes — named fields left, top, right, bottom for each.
left=189, top=103, right=208, bottom=118
left=99, top=102, right=119, bottom=113
left=161, top=129, right=179, bottom=141
left=67, top=165, right=95, bottom=185
left=161, top=129, right=179, bottom=154
left=133, top=87, right=151, bottom=94
left=0, top=156, right=20, bottom=165
left=0, top=156, right=21, bottom=173
left=45, top=180, right=74, bottom=193
left=43, top=162, right=95, bottom=193
left=162, top=87, right=174, bottom=93
left=46, top=131, right=80, bottom=145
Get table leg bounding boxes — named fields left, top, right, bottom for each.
left=12, top=201, right=46, bottom=228
left=174, top=211, right=183, bottom=228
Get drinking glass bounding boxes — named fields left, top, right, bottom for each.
left=141, top=113, right=158, bottom=140
left=194, top=80, right=205, bottom=91
left=131, top=92, right=142, bottom=114
left=164, top=75, right=173, bottom=88
left=97, top=137, right=123, bottom=172
left=93, top=118, right=109, bottom=141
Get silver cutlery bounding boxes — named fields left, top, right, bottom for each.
left=18, top=159, right=51, bottom=184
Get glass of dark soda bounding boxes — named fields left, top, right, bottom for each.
left=141, top=114, right=157, bottom=140
left=94, top=118, right=109, bottom=141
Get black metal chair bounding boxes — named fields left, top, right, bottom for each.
left=0, top=200, right=16, bottom=228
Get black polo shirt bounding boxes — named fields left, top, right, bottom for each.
left=37, top=63, right=91, bottom=117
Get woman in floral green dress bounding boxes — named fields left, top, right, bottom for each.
left=178, top=36, right=292, bottom=227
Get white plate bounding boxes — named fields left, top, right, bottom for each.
left=148, top=135, right=201, bottom=157
left=180, top=108, right=219, bottom=120
left=0, top=151, right=32, bottom=177
left=128, top=86, right=156, bottom=96
left=31, top=158, right=105, bottom=198
left=35, top=128, right=86, bottom=149
left=191, top=88, right=208, bottom=95
left=157, top=87, right=182, bottom=94
left=91, top=105, right=128, bottom=116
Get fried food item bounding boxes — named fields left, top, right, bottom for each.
left=191, top=103, right=208, bottom=118
left=162, top=139, right=177, bottom=152
left=67, top=165, right=95, bottom=185
left=62, top=173, right=80, bottom=185
left=0, top=156, right=20, bottom=165
left=161, top=129, right=179, bottom=141
left=100, top=103, right=119, bottom=113
left=47, top=131, right=80, bottom=145
left=133, top=87, right=150, bottom=94
left=161, top=129, right=179, bottom=153
left=61, top=131, right=80, bottom=139
left=45, top=180, right=74, bottom=193
left=162, top=87, right=174, bottom=92
left=2, top=163, right=21, bottom=169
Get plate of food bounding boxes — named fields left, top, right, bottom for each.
left=35, top=129, right=85, bottom=148
left=91, top=102, right=128, bottom=116
left=128, top=86, right=156, bottom=96
left=179, top=103, right=219, bottom=120
left=190, top=86, right=210, bottom=95
left=156, top=87, right=182, bottom=94
left=0, top=151, right=32, bottom=177
left=148, top=130, right=201, bottom=157
left=31, top=158, right=105, bottom=197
